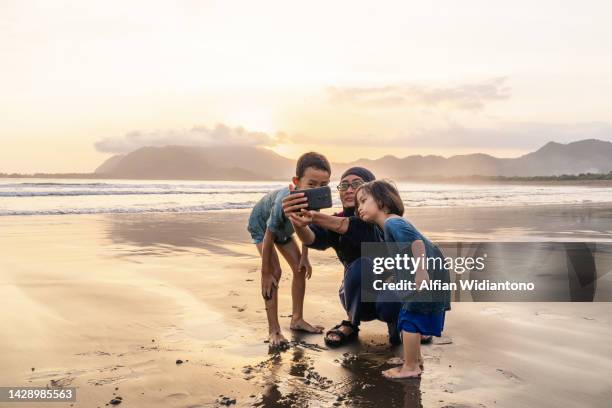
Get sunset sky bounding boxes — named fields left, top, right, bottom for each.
left=2, top=0, right=612, bottom=173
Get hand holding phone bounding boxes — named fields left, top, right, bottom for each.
left=290, top=186, right=332, bottom=211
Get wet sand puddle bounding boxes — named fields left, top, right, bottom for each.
left=234, top=336, right=442, bottom=408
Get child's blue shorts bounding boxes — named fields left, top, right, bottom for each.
left=397, top=309, right=445, bottom=337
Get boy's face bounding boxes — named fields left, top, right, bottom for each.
left=356, top=190, right=381, bottom=222
left=293, top=167, right=330, bottom=190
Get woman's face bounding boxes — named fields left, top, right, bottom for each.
left=338, top=174, right=364, bottom=208
left=356, top=190, right=382, bottom=222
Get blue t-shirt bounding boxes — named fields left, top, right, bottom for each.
left=383, top=216, right=451, bottom=313
left=248, top=187, right=294, bottom=243
left=384, top=217, right=436, bottom=255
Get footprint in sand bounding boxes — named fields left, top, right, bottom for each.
left=433, top=336, right=453, bottom=345
left=496, top=368, right=523, bottom=382
left=480, top=307, right=504, bottom=316
left=163, top=392, right=189, bottom=402
left=49, top=377, right=74, bottom=388
left=534, top=311, right=570, bottom=320
left=87, top=375, right=123, bottom=386
left=75, top=350, right=111, bottom=357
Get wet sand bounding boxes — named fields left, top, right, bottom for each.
left=1, top=205, right=611, bottom=407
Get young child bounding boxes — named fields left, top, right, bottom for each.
left=354, top=180, right=451, bottom=378
left=247, top=152, right=331, bottom=347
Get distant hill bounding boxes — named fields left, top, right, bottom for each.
left=95, top=145, right=295, bottom=180
left=85, top=138, right=612, bottom=180
left=95, top=154, right=126, bottom=174
left=340, top=139, right=612, bottom=178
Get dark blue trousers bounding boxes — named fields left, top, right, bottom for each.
left=339, top=257, right=402, bottom=336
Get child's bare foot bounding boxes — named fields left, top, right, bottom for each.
left=386, top=357, right=424, bottom=370
left=382, top=365, right=422, bottom=379
left=267, top=331, right=289, bottom=347
left=290, top=318, right=324, bottom=333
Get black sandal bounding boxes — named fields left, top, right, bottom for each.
left=324, top=320, right=359, bottom=347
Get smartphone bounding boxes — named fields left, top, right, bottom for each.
left=290, top=186, right=332, bottom=211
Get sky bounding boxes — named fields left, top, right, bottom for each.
left=2, top=0, right=612, bottom=173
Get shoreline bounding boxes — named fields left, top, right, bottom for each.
left=3, top=175, right=612, bottom=187
left=1, top=200, right=611, bottom=219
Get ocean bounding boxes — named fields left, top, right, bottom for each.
left=1, top=178, right=612, bottom=216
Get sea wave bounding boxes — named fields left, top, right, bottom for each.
left=0, top=190, right=271, bottom=197
left=0, top=202, right=256, bottom=216
left=2, top=179, right=612, bottom=217
left=0, top=182, right=283, bottom=189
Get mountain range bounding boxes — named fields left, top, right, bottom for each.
left=94, top=139, right=612, bottom=180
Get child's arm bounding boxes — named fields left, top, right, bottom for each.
left=411, top=239, right=430, bottom=291
left=298, top=244, right=312, bottom=279
left=282, top=185, right=317, bottom=245
left=261, top=229, right=280, bottom=300
left=287, top=212, right=317, bottom=245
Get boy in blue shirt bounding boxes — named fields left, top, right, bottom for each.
left=247, top=152, right=331, bottom=347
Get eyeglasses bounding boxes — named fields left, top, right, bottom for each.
left=337, top=180, right=364, bottom=191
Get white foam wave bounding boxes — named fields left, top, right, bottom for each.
left=0, top=202, right=255, bottom=216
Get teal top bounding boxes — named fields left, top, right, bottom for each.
left=383, top=217, right=451, bottom=314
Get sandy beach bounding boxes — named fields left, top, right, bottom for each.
left=4, top=1, right=612, bottom=406
left=1, top=205, right=612, bottom=407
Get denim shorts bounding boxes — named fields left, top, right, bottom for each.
left=247, top=212, right=293, bottom=245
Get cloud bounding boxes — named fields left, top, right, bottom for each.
left=283, top=121, right=612, bottom=153
left=95, top=123, right=284, bottom=153
left=399, top=121, right=612, bottom=151
left=326, top=77, right=510, bottom=111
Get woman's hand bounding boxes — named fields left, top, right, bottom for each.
left=299, top=254, right=313, bottom=279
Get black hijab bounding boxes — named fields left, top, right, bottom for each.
left=339, top=167, right=376, bottom=215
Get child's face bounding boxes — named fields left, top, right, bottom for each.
left=293, top=167, right=330, bottom=190
left=356, top=190, right=382, bottom=222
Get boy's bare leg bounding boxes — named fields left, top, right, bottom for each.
left=382, top=331, right=422, bottom=379
left=256, top=243, right=287, bottom=346
left=275, top=239, right=323, bottom=333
